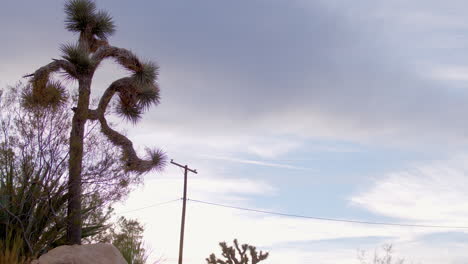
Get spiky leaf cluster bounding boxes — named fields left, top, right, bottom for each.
left=115, top=62, right=160, bottom=123
left=133, top=62, right=160, bottom=108
left=133, top=62, right=158, bottom=87
left=137, top=84, right=160, bottom=110
left=22, top=81, right=68, bottom=109
left=115, top=100, right=142, bottom=124
left=146, top=148, right=166, bottom=172
left=92, top=11, right=115, bottom=40
left=61, top=43, right=95, bottom=75
left=65, top=0, right=115, bottom=40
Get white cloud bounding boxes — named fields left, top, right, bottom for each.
left=351, top=155, right=468, bottom=225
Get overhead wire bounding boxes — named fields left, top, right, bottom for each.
left=111, top=197, right=468, bottom=229
left=116, top=198, right=181, bottom=215
left=187, top=198, right=468, bottom=229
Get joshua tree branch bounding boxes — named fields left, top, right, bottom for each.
left=92, top=45, right=141, bottom=72
left=24, top=59, right=77, bottom=80
left=234, top=240, right=248, bottom=263
left=88, top=78, right=164, bottom=173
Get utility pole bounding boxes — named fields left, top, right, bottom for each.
left=171, top=159, right=197, bottom=264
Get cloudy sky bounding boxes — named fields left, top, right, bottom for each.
left=3, top=0, right=468, bottom=263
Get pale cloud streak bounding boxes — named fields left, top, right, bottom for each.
left=430, top=65, right=468, bottom=81
left=197, top=155, right=311, bottom=170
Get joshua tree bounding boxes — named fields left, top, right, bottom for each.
left=24, top=0, right=165, bottom=244
left=206, top=239, right=269, bottom=264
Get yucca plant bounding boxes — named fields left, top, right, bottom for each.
left=0, top=232, right=31, bottom=264
left=24, top=0, right=166, bottom=245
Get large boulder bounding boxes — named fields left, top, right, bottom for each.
left=31, top=244, right=127, bottom=264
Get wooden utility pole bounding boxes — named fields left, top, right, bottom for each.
left=171, top=159, right=197, bottom=264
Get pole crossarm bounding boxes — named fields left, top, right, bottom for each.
left=170, top=159, right=198, bottom=174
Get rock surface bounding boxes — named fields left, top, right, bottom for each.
left=31, top=244, right=127, bottom=264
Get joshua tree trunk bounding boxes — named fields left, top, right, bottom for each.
left=67, top=78, right=91, bottom=244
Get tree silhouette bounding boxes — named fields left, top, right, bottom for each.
left=25, top=0, right=165, bottom=245
left=358, top=244, right=406, bottom=264
left=103, top=217, right=148, bottom=264
left=206, top=239, right=269, bottom=264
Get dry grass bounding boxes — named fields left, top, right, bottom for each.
left=0, top=236, right=31, bottom=264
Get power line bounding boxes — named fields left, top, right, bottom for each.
left=187, top=198, right=468, bottom=229
left=112, top=197, right=468, bottom=229
left=116, top=198, right=181, bottom=215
